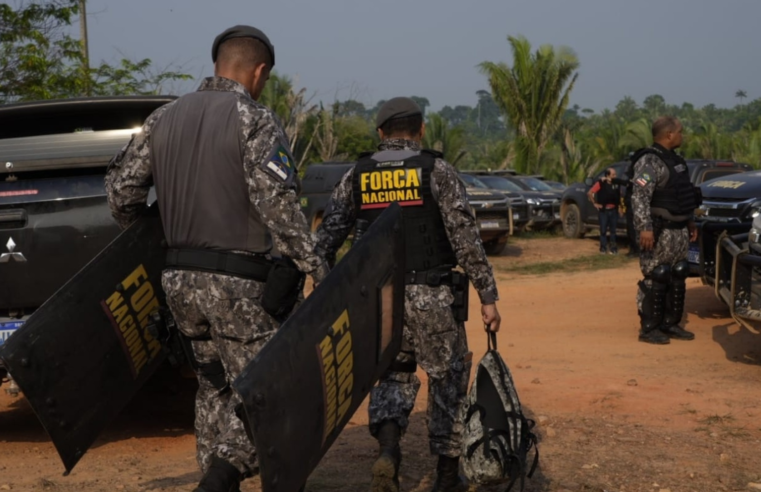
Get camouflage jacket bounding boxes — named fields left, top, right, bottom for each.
left=315, top=138, right=499, bottom=304
left=104, top=76, right=329, bottom=282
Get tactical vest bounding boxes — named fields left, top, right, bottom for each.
left=596, top=180, right=619, bottom=206
left=631, top=145, right=701, bottom=216
left=352, top=149, right=457, bottom=273
left=151, top=90, right=272, bottom=253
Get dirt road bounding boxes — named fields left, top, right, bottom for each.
left=2, top=236, right=760, bottom=492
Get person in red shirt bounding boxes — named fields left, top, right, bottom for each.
left=588, top=168, right=622, bottom=254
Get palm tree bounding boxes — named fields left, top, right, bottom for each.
left=423, top=113, right=467, bottom=167
left=619, top=118, right=652, bottom=154
left=479, top=35, right=579, bottom=174
left=736, top=90, right=748, bottom=105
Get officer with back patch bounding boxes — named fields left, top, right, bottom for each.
left=315, top=97, right=502, bottom=492
left=105, top=25, right=329, bottom=492
left=631, top=116, right=701, bottom=345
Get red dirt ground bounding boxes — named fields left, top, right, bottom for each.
left=2, top=235, right=760, bottom=492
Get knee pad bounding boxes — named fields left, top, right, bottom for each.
left=650, top=264, right=672, bottom=284
left=672, top=260, right=690, bottom=280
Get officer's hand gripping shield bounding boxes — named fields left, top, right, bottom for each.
left=0, top=205, right=169, bottom=473
left=233, top=203, right=406, bottom=492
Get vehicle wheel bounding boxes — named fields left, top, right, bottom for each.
left=483, top=238, right=507, bottom=256
left=562, top=203, right=585, bottom=239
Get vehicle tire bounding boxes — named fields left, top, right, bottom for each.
left=483, top=238, right=507, bottom=256
left=562, top=203, right=585, bottom=239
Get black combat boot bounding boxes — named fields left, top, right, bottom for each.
left=371, top=421, right=402, bottom=492
left=193, top=456, right=242, bottom=492
left=660, top=260, right=695, bottom=341
left=431, top=455, right=468, bottom=492
left=638, top=269, right=671, bottom=345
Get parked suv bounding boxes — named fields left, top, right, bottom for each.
left=300, top=162, right=514, bottom=255
left=0, top=96, right=174, bottom=388
left=463, top=171, right=559, bottom=231
left=459, top=173, right=529, bottom=232
left=692, top=169, right=760, bottom=285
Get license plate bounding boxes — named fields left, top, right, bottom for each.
left=480, top=221, right=501, bottom=229
left=687, top=246, right=700, bottom=264
left=0, top=321, right=23, bottom=346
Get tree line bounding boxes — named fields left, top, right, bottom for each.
left=4, top=2, right=760, bottom=184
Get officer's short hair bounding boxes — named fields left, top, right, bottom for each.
left=216, top=37, right=274, bottom=71
left=379, top=114, right=424, bottom=137
left=652, top=116, right=680, bottom=139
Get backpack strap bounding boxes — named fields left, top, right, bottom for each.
left=487, top=330, right=498, bottom=352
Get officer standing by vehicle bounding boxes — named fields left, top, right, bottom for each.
left=587, top=167, right=621, bottom=254
left=315, top=97, right=502, bottom=492
left=631, top=116, right=701, bottom=345
left=105, top=26, right=329, bottom=492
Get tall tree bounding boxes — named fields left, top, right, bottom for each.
left=0, top=0, right=190, bottom=103
left=479, top=35, right=579, bottom=174
left=736, top=90, right=748, bottom=105
left=423, top=113, right=467, bottom=166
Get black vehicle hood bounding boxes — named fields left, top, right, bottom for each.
left=700, top=171, right=761, bottom=200
left=518, top=190, right=559, bottom=201
left=465, top=188, right=508, bottom=201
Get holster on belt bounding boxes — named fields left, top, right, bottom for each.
left=261, top=257, right=306, bottom=322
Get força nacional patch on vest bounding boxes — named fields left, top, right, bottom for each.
left=263, top=144, right=295, bottom=182
left=359, top=167, right=423, bottom=210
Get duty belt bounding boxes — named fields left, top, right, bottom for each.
left=165, top=248, right=271, bottom=282
left=652, top=216, right=689, bottom=230
left=404, top=268, right=455, bottom=286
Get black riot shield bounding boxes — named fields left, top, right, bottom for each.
left=0, top=205, right=167, bottom=473
left=233, top=203, right=406, bottom=492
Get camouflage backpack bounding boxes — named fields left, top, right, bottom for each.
left=460, top=333, right=539, bottom=491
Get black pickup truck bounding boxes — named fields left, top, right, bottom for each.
left=300, top=162, right=514, bottom=255
left=0, top=96, right=173, bottom=390
left=560, top=159, right=751, bottom=240
left=691, top=170, right=761, bottom=285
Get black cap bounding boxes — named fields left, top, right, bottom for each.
left=211, top=25, right=275, bottom=67
left=375, top=97, right=422, bottom=129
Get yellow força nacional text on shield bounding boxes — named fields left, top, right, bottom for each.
left=359, top=167, right=423, bottom=210
left=101, top=264, right=163, bottom=379
left=317, top=309, right=354, bottom=444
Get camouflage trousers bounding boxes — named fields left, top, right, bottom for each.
left=636, top=227, right=689, bottom=311
left=162, top=269, right=279, bottom=477
left=368, top=284, right=471, bottom=457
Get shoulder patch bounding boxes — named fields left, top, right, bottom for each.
left=634, top=172, right=652, bottom=187
left=263, top=144, right=295, bottom=182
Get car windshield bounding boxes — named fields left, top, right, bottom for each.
left=478, top=176, right=524, bottom=192
left=459, top=173, right=489, bottom=189
left=519, top=177, right=554, bottom=191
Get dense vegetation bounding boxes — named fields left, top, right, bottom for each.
left=4, top=2, right=760, bottom=183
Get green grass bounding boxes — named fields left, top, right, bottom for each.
left=496, top=253, right=635, bottom=276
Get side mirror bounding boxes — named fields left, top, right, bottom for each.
left=584, top=178, right=594, bottom=187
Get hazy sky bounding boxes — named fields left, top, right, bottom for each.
left=84, top=0, right=761, bottom=112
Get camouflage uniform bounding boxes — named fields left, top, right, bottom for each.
left=315, top=138, right=498, bottom=457
left=631, top=152, right=690, bottom=312
left=105, top=76, right=328, bottom=476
